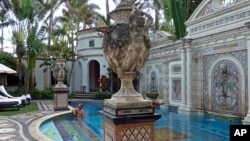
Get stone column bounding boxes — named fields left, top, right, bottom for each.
left=185, top=38, right=195, bottom=111
left=53, top=56, right=69, bottom=111
left=243, top=22, right=250, bottom=123
left=179, top=39, right=186, bottom=110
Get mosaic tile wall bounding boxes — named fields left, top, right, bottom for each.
left=172, top=78, right=181, bottom=101
left=211, top=60, right=240, bottom=113
left=203, top=50, right=248, bottom=115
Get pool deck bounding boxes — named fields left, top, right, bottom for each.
left=0, top=100, right=69, bottom=141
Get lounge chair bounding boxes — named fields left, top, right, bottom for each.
left=0, top=96, right=21, bottom=110
left=0, top=85, right=29, bottom=106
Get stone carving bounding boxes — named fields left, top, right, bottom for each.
left=52, top=56, right=67, bottom=88
left=102, top=0, right=153, bottom=104
left=103, top=1, right=153, bottom=77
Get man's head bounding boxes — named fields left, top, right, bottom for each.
left=78, top=103, right=83, bottom=109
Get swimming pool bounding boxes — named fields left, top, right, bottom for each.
left=40, top=100, right=242, bottom=141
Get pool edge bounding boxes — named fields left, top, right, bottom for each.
left=28, top=106, right=74, bottom=141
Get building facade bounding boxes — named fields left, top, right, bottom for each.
left=140, top=0, right=250, bottom=122
left=26, top=0, right=250, bottom=121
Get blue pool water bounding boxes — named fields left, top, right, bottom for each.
left=40, top=100, right=242, bottom=141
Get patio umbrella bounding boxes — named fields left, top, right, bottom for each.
left=0, top=63, right=17, bottom=74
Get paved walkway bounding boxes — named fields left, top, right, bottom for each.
left=0, top=100, right=58, bottom=141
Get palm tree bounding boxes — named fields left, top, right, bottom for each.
left=137, top=0, right=163, bottom=31
left=25, top=21, right=47, bottom=91
left=59, top=0, right=100, bottom=85
left=7, top=0, right=52, bottom=91
left=12, top=29, right=25, bottom=90
left=164, top=0, right=202, bottom=39
left=0, top=0, right=13, bottom=50
left=40, top=0, right=64, bottom=49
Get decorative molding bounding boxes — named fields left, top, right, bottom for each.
left=190, top=9, right=250, bottom=34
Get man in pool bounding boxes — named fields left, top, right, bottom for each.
left=72, top=103, right=85, bottom=118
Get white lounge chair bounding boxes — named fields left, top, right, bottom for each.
left=0, top=96, right=21, bottom=110
left=0, top=85, right=29, bottom=106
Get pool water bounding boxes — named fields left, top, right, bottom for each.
left=40, top=100, right=242, bottom=141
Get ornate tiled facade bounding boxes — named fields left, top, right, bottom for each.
left=141, top=0, right=250, bottom=118
left=203, top=50, right=248, bottom=115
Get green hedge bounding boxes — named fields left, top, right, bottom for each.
left=8, top=87, right=54, bottom=99
left=94, top=90, right=111, bottom=99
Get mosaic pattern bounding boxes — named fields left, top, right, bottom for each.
left=212, top=60, right=240, bottom=113
left=103, top=122, right=114, bottom=140
left=41, top=101, right=242, bottom=141
left=55, top=93, right=68, bottom=108
left=121, top=126, right=151, bottom=140
left=172, top=78, right=182, bottom=101
left=0, top=120, right=16, bottom=140
left=203, top=50, right=248, bottom=115
left=154, top=128, right=189, bottom=141
left=149, top=71, right=158, bottom=92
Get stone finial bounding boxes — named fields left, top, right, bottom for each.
left=53, top=56, right=67, bottom=88
left=109, top=0, right=133, bottom=23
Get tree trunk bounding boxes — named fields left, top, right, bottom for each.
left=18, top=57, right=23, bottom=91
left=29, top=70, right=34, bottom=91
left=154, top=8, right=160, bottom=31
left=106, top=0, right=110, bottom=24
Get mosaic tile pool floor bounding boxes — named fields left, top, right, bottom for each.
left=40, top=101, right=242, bottom=141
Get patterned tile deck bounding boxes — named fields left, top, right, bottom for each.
left=0, top=100, right=56, bottom=141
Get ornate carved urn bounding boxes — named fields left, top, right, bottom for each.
left=53, top=56, right=67, bottom=88
left=102, top=0, right=153, bottom=109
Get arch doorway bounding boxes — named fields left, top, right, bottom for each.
left=89, top=60, right=100, bottom=92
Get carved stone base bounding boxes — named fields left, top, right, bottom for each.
left=55, top=81, right=67, bottom=88
left=103, top=118, right=154, bottom=141
left=54, top=87, right=69, bottom=111
left=105, top=71, right=152, bottom=109
left=100, top=110, right=161, bottom=141
left=103, top=104, right=154, bottom=116
left=104, top=98, right=152, bottom=109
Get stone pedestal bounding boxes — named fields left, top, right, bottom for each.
left=100, top=1, right=161, bottom=140
left=100, top=110, right=160, bottom=141
left=53, top=87, right=69, bottom=111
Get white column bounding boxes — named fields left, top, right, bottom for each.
left=186, top=39, right=193, bottom=110
left=181, top=47, right=186, bottom=106
left=243, top=22, right=250, bottom=123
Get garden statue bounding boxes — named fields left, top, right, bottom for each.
left=53, top=56, right=67, bottom=88
left=101, top=1, right=160, bottom=140
left=102, top=0, right=153, bottom=109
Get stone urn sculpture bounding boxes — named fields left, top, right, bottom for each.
left=52, top=56, right=67, bottom=88
left=102, top=0, right=153, bottom=110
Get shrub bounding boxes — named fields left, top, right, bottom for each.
left=94, top=90, right=111, bottom=100
left=40, top=87, right=54, bottom=99
left=29, top=88, right=41, bottom=99
left=29, top=87, right=54, bottom=99
left=8, top=89, right=25, bottom=97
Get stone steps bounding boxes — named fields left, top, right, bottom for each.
left=71, top=92, right=95, bottom=99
